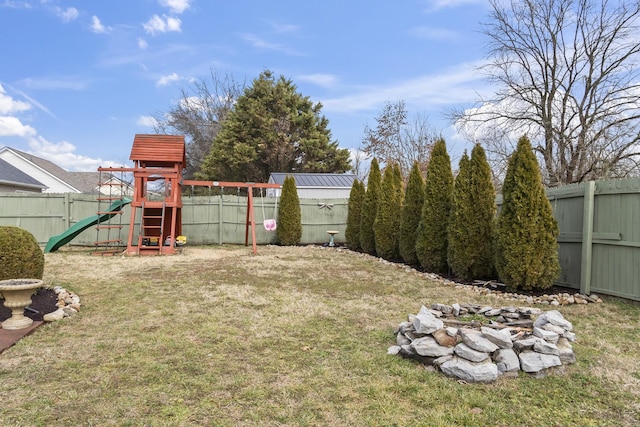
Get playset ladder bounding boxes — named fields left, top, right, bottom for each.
left=92, top=173, right=128, bottom=256
left=136, top=201, right=167, bottom=255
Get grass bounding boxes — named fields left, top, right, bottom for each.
left=1, top=245, right=639, bottom=426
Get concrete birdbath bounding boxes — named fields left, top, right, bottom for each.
left=0, top=279, right=44, bottom=330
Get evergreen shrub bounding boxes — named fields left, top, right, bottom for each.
left=360, top=158, right=381, bottom=255
left=277, top=176, right=302, bottom=245
left=374, top=163, right=403, bottom=260
left=0, top=226, right=44, bottom=281
left=416, top=139, right=454, bottom=273
left=448, top=144, right=496, bottom=280
left=345, top=179, right=365, bottom=251
left=399, top=161, right=425, bottom=265
left=495, top=136, right=560, bottom=291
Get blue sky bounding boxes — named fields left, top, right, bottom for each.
left=0, top=0, right=491, bottom=172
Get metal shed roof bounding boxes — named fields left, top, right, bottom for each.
left=269, top=173, right=356, bottom=188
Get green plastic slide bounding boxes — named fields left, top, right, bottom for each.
left=44, top=198, right=132, bottom=253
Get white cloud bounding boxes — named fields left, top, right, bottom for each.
left=179, top=96, right=205, bottom=110
left=424, top=0, right=487, bottom=12
left=18, top=77, right=88, bottom=91
left=143, top=14, right=182, bottom=35
left=159, top=0, right=190, bottom=14
left=297, top=73, right=338, bottom=89
left=57, top=6, right=78, bottom=22
left=409, top=26, right=460, bottom=41
left=454, top=97, right=545, bottom=144
left=136, top=115, right=158, bottom=127
left=156, top=72, right=181, bottom=87
left=241, top=33, right=301, bottom=55
left=1, top=1, right=33, bottom=9
left=348, top=148, right=371, bottom=181
left=321, top=62, right=487, bottom=113
left=0, top=85, right=119, bottom=172
left=0, top=116, right=36, bottom=137
left=91, top=15, right=112, bottom=33
left=27, top=137, right=122, bottom=172
left=267, top=21, right=300, bottom=34
left=98, top=43, right=195, bottom=68
left=0, top=84, right=31, bottom=114
left=138, top=37, right=148, bottom=49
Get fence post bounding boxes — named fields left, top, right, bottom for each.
left=64, top=193, right=71, bottom=226
left=580, top=181, right=595, bottom=295
left=219, top=195, right=223, bottom=245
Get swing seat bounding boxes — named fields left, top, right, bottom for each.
left=263, top=219, right=277, bottom=231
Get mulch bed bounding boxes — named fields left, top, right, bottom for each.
left=0, top=288, right=59, bottom=354
left=0, top=288, right=58, bottom=353
left=0, top=287, right=58, bottom=322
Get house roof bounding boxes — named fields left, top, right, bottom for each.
left=1, top=147, right=101, bottom=193
left=269, top=173, right=356, bottom=188
left=130, top=134, right=186, bottom=167
left=0, top=158, right=47, bottom=190
left=65, top=171, right=103, bottom=193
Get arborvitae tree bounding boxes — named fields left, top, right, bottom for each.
left=276, top=176, right=302, bottom=245
left=345, top=179, right=365, bottom=251
left=469, top=144, right=497, bottom=277
left=360, top=158, right=381, bottom=255
left=416, top=138, right=454, bottom=273
left=399, top=161, right=425, bottom=265
left=392, top=163, right=404, bottom=205
left=448, top=144, right=496, bottom=280
left=374, top=163, right=403, bottom=260
left=496, top=135, right=560, bottom=291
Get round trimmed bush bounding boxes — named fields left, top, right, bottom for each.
left=0, top=226, right=44, bottom=281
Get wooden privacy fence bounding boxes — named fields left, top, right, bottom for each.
left=1, top=177, right=639, bottom=301
left=547, top=178, right=640, bottom=302
left=0, top=193, right=348, bottom=248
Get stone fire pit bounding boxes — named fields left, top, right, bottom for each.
left=389, top=303, right=576, bottom=383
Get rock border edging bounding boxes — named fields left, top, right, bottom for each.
left=42, top=286, right=81, bottom=322
left=323, top=246, right=604, bottom=306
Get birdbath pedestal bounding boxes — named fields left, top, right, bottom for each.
left=0, top=279, right=44, bottom=330
left=326, top=230, right=339, bottom=247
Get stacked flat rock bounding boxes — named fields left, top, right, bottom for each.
left=42, top=285, right=81, bottom=322
left=388, top=304, right=576, bottom=383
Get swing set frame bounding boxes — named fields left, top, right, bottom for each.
left=183, top=180, right=280, bottom=255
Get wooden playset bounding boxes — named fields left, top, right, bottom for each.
left=98, top=134, right=280, bottom=256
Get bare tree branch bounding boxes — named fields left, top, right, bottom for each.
left=452, top=0, right=640, bottom=186
left=361, top=100, right=439, bottom=178
left=152, top=68, right=246, bottom=179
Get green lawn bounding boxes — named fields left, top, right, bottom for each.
left=1, top=245, right=638, bottom=426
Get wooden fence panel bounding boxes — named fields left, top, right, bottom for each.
left=588, top=179, right=640, bottom=300
left=0, top=194, right=348, bottom=247
left=547, top=184, right=586, bottom=290
left=0, top=193, right=69, bottom=243
left=300, top=199, right=348, bottom=246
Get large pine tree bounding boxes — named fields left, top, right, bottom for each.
left=199, top=70, right=351, bottom=182
left=416, top=139, right=454, bottom=273
left=360, top=158, right=382, bottom=255
left=374, top=162, right=403, bottom=260
left=345, top=179, right=365, bottom=251
left=399, top=161, right=424, bottom=265
left=448, top=144, right=496, bottom=280
left=496, top=135, right=560, bottom=291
